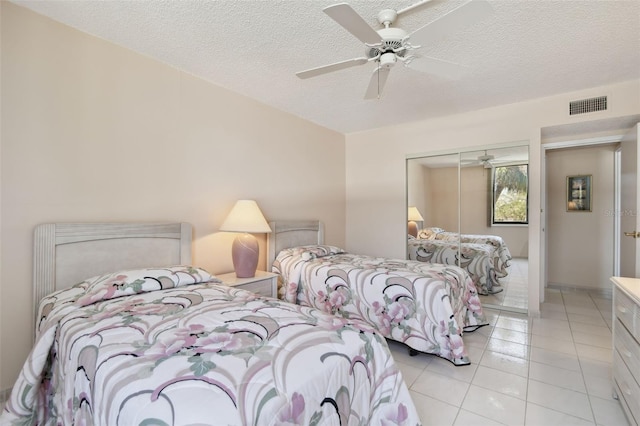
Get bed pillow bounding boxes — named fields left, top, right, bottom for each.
left=280, top=245, right=345, bottom=261
left=75, top=265, right=220, bottom=307
left=418, top=227, right=445, bottom=239
left=299, top=245, right=345, bottom=260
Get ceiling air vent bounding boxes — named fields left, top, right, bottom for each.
left=569, top=96, right=607, bottom=115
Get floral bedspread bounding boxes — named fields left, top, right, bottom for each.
left=417, top=228, right=512, bottom=278
left=273, top=246, right=487, bottom=366
left=407, top=237, right=503, bottom=295
left=1, top=265, right=420, bottom=426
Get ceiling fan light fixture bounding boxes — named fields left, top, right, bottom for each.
left=380, top=52, right=397, bottom=68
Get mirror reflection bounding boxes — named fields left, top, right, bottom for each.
left=407, top=145, right=529, bottom=313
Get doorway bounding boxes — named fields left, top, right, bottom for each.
left=540, top=115, right=640, bottom=296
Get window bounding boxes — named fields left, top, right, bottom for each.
left=492, top=164, right=528, bottom=224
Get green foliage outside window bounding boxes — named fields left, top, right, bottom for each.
left=493, top=164, right=528, bottom=224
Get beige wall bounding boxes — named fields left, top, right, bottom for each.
left=345, top=79, right=640, bottom=317
left=0, top=3, right=346, bottom=392
left=546, top=145, right=617, bottom=290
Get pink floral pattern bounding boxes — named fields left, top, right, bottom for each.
left=274, top=246, right=487, bottom=365
left=408, top=237, right=506, bottom=295
left=2, top=274, right=420, bottom=425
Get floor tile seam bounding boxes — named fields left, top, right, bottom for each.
left=452, top=408, right=511, bottom=426
left=470, top=366, right=529, bottom=402
left=568, top=319, right=609, bottom=329
left=526, top=379, right=597, bottom=423
left=528, top=358, right=584, bottom=375
left=527, top=376, right=591, bottom=397
left=570, top=338, right=613, bottom=351
left=524, top=401, right=597, bottom=425
left=452, top=361, right=484, bottom=420
left=529, top=364, right=589, bottom=395
left=529, top=329, right=574, bottom=340
left=529, top=339, right=578, bottom=357
left=409, top=387, right=461, bottom=410
left=577, top=356, right=614, bottom=385
left=486, top=336, right=531, bottom=360
left=565, top=309, right=611, bottom=319
left=569, top=324, right=613, bottom=335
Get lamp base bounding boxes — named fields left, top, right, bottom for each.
left=232, top=233, right=259, bottom=278
left=408, top=221, right=418, bottom=238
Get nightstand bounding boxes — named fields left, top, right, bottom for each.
left=218, top=270, right=278, bottom=298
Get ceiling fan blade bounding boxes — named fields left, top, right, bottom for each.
left=296, top=57, right=369, bottom=79
left=407, top=55, right=467, bottom=79
left=323, top=3, right=383, bottom=45
left=408, top=0, right=493, bottom=47
left=364, top=67, right=391, bottom=100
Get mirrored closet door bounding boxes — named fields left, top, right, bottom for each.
left=406, top=144, right=529, bottom=313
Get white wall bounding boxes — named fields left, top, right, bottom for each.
left=546, top=145, right=617, bottom=290
left=0, top=2, right=346, bottom=392
left=345, top=79, right=640, bottom=317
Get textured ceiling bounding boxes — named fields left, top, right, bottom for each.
left=13, top=0, right=640, bottom=134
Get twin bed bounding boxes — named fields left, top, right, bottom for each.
left=269, top=221, right=487, bottom=367
left=2, top=222, right=420, bottom=425
left=3, top=220, right=492, bottom=424
left=407, top=227, right=513, bottom=295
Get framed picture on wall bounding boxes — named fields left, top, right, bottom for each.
left=566, top=175, right=592, bottom=212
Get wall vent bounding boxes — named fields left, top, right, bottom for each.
left=569, top=96, right=607, bottom=115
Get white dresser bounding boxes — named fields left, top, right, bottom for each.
left=611, top=276, right=640, bottom=426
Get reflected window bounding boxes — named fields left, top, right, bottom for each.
left=492, top=164, right=528, bottom=224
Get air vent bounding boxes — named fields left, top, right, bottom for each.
left=569, top=96, right=607, bottom=115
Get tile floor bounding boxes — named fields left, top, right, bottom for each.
left=480, top=257, right=528, bottom=312
left=389, top=286, right=631, bottom=426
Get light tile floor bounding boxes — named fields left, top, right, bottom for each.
left=481, top=257, right=528, bottom=312
left=389, top=286, right=630, bottom=426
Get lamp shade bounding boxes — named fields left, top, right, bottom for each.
left=220, top=200, right=272, bottom=234
left=407, top=206, right=424, bottom=222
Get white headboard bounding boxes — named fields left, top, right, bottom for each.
left=267, top=220, right=324, bottom=271
left=33, top=222, right=192, bottom=313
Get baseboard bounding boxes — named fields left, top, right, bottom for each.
left=547, top=283, right=613, bottom=298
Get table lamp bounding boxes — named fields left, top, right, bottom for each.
left=220, top=200, right=272, bottom=278
left=407, top=206, right=424, bottom=238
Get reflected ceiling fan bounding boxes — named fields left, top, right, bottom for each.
left=477, top=151, right=495, bottom=168
left=461, top=150, right=495, bottom=168
left=296, top=0, right=493, bottom=99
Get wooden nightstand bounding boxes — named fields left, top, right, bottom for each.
left=218, top=270, right=278, bottom=298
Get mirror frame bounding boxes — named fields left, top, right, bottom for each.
left=406, top=141, right=530, bottom=313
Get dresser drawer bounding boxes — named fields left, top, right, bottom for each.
left=615, top=287, right=640, bottom=343
left=613, top=351, right=640, bottom=425
left=614, top=318, right=640, bottom=384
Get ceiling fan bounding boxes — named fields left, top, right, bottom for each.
left=460, top=150, right=495, bottom=168
left=477, top=151, right=495, bottom=168
left=296, top=0, right=493, bottom=99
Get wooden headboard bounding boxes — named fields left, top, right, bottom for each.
left=33, top=222, right=192, bottom=314
left=267, top=220, right=324, bottom=271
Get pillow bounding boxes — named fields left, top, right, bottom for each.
left=417, top=227, right=445, bottom=240
left=75, top=265, right=219, bottom=307
left=280, top=245, right=345, bottom=261
left=299, top=245, right=345, bottom=260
